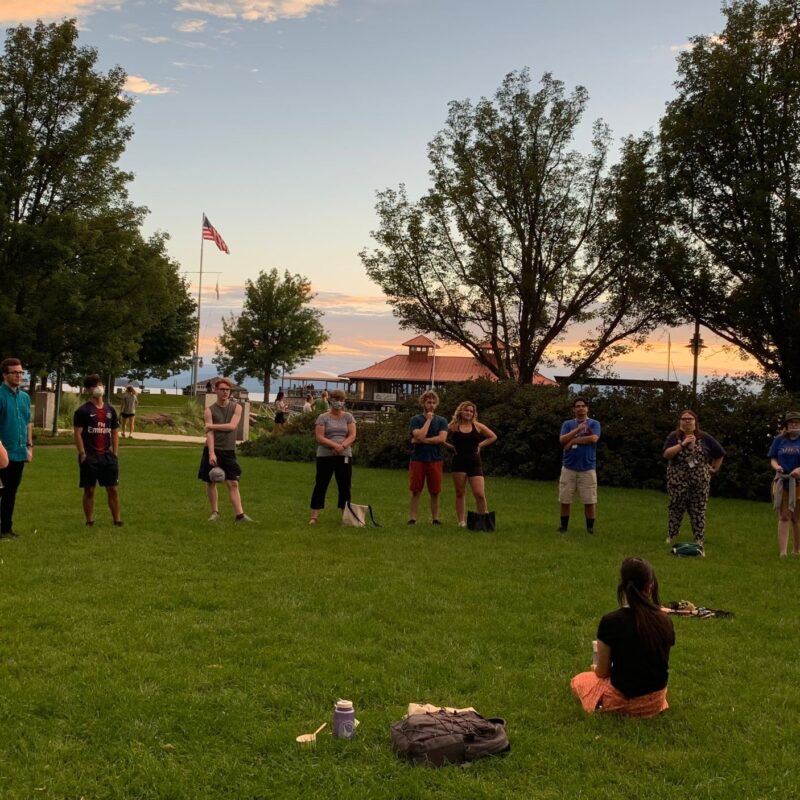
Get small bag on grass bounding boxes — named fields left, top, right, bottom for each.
left=671, top=542, right=705, bottom=557
left=467, top=511, right=496, bottom=532
left=341, top=502, right=381, bottom=528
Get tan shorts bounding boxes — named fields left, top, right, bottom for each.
left=559, top=467, right=597, bottom=505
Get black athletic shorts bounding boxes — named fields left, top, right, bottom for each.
left=198, top=447, right=241, bottom=483
left=79, top=453, right=119, bottom=488
left=451, top=455, right=483, bottom=478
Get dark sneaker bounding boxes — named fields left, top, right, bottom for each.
left=85, top=521, right=95, bottom=528
left=556, top=526, right=568, bottom=534
left=407, top=519, right=416, bottom=525
left=113, top=521, right=124, bottom=527
left=0, top=530, right=18, bottom=540
left=431, top=519, right=442, bottom=526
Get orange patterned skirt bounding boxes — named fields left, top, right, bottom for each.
left=571, top=671, right=669, bottom=718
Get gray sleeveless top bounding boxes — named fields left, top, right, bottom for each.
left=210, top=401, right=238, bottom=450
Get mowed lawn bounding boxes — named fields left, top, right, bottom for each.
left=0, top=447, right=797, bottom=800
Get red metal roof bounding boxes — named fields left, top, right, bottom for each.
left=340, top=354, right=557, bottom=385
left=401, top=334, right=437, bottom=348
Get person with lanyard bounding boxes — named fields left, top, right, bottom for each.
left=768, top=411, right=800, bottom=558
left=662, top=410, right=724, bottom=547
left=198, top=377, right=253, bottom=523
left=558, top=397, right=601, bottom=535
left=408, top=390, right=449, bottom=526
left=73, top=374, right=123, bottom=528
left=0, top=358, right=33, bottom=540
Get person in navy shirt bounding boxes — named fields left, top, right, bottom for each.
left=73, top=375, right=122, bottom=528
left=768, top=411, right=800, bottom=557
left=408, top=391, right=449, bottom=525
left=558, top=397, right=601, bottom=534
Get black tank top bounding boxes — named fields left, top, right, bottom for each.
left=451, top=424, right=481, bottom=459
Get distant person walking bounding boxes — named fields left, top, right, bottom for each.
left=198, top=377, right=252, bottom=523
left=308, top=389, right=356, bottom=524
left=663, top=410, right=724, bottom=547
left=73, top=375, right=122, bottom=527
left=120, top=385, right=139, bottom=438
left=273, top=390, right=289, bottom=435
left=446, top=401, right=497, bottom=527
left=558, top=397, right=601, bottom=535
left=768, top=411, right=800, bottom=558
left=315, top=390, right=330, bottom=412
left=302, top=394, right=314, bottom=414
left=409, top=391, right=449, bottom=526
left=0, top=358, right=33, bottom=539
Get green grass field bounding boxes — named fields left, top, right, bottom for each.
left=0, top=448, right=796, bottom=799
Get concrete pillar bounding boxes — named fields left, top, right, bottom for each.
left=34, top=391, right=55, bottom=429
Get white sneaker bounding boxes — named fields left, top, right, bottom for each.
left=208, top=511, right=220, bottom=522
left=235, top=514, right=254, bottom=523
left=458, top=521, right=467, bottom=528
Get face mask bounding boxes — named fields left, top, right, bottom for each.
left=91, top=386, right=104, bottom=398
left=331, top=400, right=345, bottom=410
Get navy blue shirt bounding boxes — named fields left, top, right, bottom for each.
left=409, top=414, right=448, bottom=462
left=768, top=434, right=800, bottom=473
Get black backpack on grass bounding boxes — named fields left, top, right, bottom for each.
left=390, top=710, right=510, bottom=767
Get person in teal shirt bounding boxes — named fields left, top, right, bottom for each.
left=0, top=358, right=33, bottom=539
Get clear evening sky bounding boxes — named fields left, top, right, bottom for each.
left=3, top=0, right=752, bottom=385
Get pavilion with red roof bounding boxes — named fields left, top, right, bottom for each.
left=339, top=335, right=556, bottom=403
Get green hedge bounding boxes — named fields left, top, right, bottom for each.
left=242, top=378, right=799, bottom=501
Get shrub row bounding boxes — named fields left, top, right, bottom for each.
left=241, top=378, right=800, bottom=502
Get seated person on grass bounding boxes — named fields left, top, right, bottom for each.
left=571, top=557, right=675, bottom=718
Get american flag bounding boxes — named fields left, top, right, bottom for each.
left=202, top=214, right=230, bottom=254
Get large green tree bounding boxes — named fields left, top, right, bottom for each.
left=659, top=0, right=800, bottom=391
left=0, top=19, right=194, bottom=385
left=214, top=269, right=328, bottom=393
left=361, top=70, right=678, bottom=385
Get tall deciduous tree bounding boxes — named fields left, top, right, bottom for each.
left=361, top=70, right=677, bottom=385
left=214, top=269, right=328, bottom=394
left=659, top=0, right=800, bottom=391
left=0, top=19, right=195, bottom=384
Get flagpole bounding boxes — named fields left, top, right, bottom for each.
left=194, top=212, right=205, bottom=396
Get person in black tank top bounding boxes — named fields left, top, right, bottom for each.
left=446, top=401, right=497, bottom=527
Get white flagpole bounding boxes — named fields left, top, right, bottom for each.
left=193, top=213, right=205, bottom=396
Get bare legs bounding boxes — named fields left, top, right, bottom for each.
left=453, top=473, right=487, bottom=524
left=83, top=485, right=121, bottom=524
left=207, top=481, right=244, bottom=517
left=777, top=496, right=800, bottom=557
left=409, top=491, right=440, bottom=522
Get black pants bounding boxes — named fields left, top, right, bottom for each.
left=0, top=460, right=26, bottom=533
left=310, top=456, right=352, bottom=510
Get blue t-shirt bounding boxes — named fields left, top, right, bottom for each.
left=560, top=417, right=601, bottom=471
left=768, top=434, right=800, bottom=473
left=409, top=414, right=448, bottom=462
left=0, top=382, right=32, bottom=462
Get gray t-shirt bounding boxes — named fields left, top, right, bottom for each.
left=315, top=411, right=355, bottom=458
left=210, top=400, right=238, bottom=450
left=121, top=392, right=138, bottom=414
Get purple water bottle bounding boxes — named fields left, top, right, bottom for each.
left=333, top=699, right=356, bottom=740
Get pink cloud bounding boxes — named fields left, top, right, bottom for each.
left=0, top=0, right=112, bottom=22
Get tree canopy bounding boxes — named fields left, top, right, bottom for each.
left=659, top=0, right=800, bottom=391
left=0, top=19, right=194, bottom=384
left=214, top=269, right=328, bottom=393
left=361, top=70, right=678, bottom=385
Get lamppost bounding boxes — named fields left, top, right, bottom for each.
left=688, top=319, right=705, bottom=403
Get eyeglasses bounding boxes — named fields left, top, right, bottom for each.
left=217, top=387, right=231, bottom=392
left=6, top=370, right=24, bottom=376
left=680, top=417, right=695, bottom=421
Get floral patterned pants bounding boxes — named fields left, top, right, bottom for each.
left=667, top=468, right=710, bottom=542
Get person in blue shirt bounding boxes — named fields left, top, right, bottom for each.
left=408, top=391, right=449, bottom=525
left=558, top=397, right=601, bottom=535
left=0, top=358, right=33, bottom=540
left=768, top=411, right=800, bottom=558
